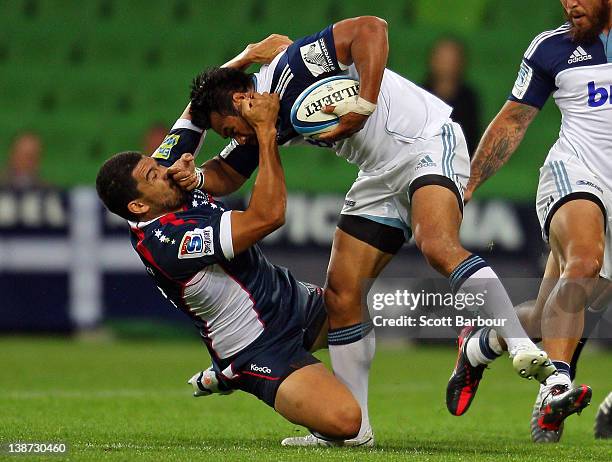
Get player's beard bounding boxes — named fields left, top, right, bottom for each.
left=565, top=0, right=610, bottom=43
left=163, top=185, right=188, bottom=211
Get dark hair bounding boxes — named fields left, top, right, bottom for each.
left=190, top=67, right=253, bottom=129
left=96, top=151, right=143, bottom=221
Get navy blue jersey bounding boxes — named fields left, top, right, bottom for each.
left=209, top=27, right=345, bottom=164
left=263, top=25, right=347, bottom=143
left=249, top=24, right=453, bottom=169
left=508, top=23, right=611, bottom=108
left=128, top=190, right=311, bottom=371
left=508, top=25, right=612, bottom=193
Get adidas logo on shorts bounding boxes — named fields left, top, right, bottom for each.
left=568, top=46, right=592, bottom=64
left=416, top=155, right=436, bottom=170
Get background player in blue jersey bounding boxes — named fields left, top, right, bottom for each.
left=184, top=16, right=556, bottom=446
left=456, top=0, right=611, bottom=443
left=95, top=54, right=366, bottom=443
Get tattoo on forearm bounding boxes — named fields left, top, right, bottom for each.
left=469, top=103, right=538, bottom=189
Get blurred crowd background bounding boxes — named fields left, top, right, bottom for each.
left=0, top=0, right=609, bottom=344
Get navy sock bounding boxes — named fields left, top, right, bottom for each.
left=328, top=321, right=374, bottom=346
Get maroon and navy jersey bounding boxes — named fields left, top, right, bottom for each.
left=128, top=191, right=313, bottom=369
left=129, top=116, right=311, bottom=370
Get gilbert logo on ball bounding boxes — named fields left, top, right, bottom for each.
left=291, top=76, right=360, bottom=137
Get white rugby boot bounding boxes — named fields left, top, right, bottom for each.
left=281, top=428, right=374, bottom=447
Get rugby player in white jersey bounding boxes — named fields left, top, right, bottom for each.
left=182, top=16, right=556, bottom=446
left=455, top=0, right=611, bottom=443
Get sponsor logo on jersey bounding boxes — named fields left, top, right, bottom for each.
left=250, top=364, right=272, bottom=374
left=152, top=134, right=180, bottom=160
left=344, top=199, right=356, bottom=207
left=415, top=154, right=436, bottom=170
left=512, top=61, right=533, bottom=100
left=568, top=46, right=592, bottom=64
left=178, top=227, right=214, bottom=259
left=300, top=38, right=336, bottom=77
left=576, top=179, right=603, bottom=194
left=587, top=81, right=612, bottom=107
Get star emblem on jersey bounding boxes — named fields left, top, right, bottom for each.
left=568, top=46, right=592, bottom=64
left=193, top=190, right=210, bottom=204
left=154, top=229, right=175, bottom=245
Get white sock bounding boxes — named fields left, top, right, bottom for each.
left=541, top=360, right=571, bottom=392
left=450, top=256, right=538, bottom=353
left=540, top=366, right=572, bottom=397
left=466, top=327, right=503, bottom=367
left=328, top=325, right=375, bottom=439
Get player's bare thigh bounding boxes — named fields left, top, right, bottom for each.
left=548, top=199, right=605, bottom=278
left=274, top=363, right=361, bottom=439
left=324, top=227, right=394, bottom=329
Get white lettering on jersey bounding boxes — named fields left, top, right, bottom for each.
left=300, top=39, right=335, bottom=76
left=512, top=61, right=533, bottom=99
left=568, top=46, right=592, bottom=64
left=178, top=227, right=214, bottom=259
left=250, top=364, right=272, bottom=374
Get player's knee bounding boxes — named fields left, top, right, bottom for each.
left=324, top=286, right=360, bottom=323
left=563, top=254, right=602, bottom=280
left=414, top=232, right=458, bottom=274
left=325, top=401, right=361, bottom=440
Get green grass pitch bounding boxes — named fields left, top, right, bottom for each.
left=1, top=337, right=611, bottom=461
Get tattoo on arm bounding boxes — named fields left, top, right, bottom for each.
left=469, top=103, right=538, bottom=190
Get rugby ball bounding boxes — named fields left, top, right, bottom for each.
left=290, top=76, right=360, bottom=137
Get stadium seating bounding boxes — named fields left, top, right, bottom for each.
left=0, top=0, right=565, bottom=197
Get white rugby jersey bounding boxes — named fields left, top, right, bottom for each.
left=252, top=25, right=453, bottom=172
left=509, top=24, right=612, bottom=190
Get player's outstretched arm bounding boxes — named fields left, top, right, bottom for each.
left=229, top=93, right=286, bottom=254
left=317, top=16, right=388, bottom=143
left=166, top=101, right=252, bottom=195
left=164, top=34, right=291, bottom=194
left=222, top=34, right=293, bottom=70
left=466, top=101, right=539, bottom=202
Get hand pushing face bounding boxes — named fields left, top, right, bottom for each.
left=239, top=93, right=280, bottom=131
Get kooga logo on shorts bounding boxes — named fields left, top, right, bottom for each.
left=250, top=364, right=272, bottom=374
